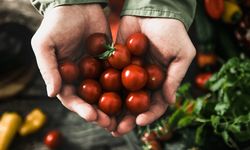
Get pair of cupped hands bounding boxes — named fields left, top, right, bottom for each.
left=31, top=4, right=196, bottom=136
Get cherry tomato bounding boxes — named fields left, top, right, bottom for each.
left=141, top=131, right=157, bottom=143
left=78, top=79, right=102, bottom=104
left=126, top=33, right=149, bottom=56
left=121, top=64, right=148, bottom=91
left=102, top=60, right=111, bottom=69
left=79, top=56, right=102, bottom=79
left=195, top=72, right=212, bottom=90
left=155, top=125, right=173, bottom=142
left=144, top=140, right=162, bottom=150
left=59, top=61, right=79, bottom=83
left=131, top=56, right=144, bottom=66
left=44, top=130, right=61, bottom=149
left=197, top=53, right=217, bottom=68
left=98, top=92, right=122, bottom=116
left=146, top=64, right=165, bottom=90
left=108, top=44, right=131, bottom=69
left=100, top=68, right=122, bottom=91
left=85, top=33, right=108, bottom=56
left=126, top=90, right=150, bottom=115
left=204, top=0, right=224, bottom=20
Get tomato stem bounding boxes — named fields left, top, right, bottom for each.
left=98, top=43, right=115, bottom=59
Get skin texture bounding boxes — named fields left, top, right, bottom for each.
left=31, top=5, right=195, bottom=136
left=31, top=4, right=114, bottom=130
left=111, top=16, right=196, bottom=136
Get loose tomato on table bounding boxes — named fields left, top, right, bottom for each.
left=145, top=64, right=165, bottom=90
left=85, top=33, right=108, bottom=56
left=121, top=64, right=148, bottom=91
left=195, top=72, right=213, bottom=90
left=100, top=68, right=122, bottom=91
left=126, top=90, right=150, bottom=115
left=105, top=44, right=131, bottom=69
left=79, top=56, right=102, bottom=79
left=44, top=130, right=61, bottom=149
left=78, top=79, right=102, bottom=104
left=126, top=33, right=149, bottom=56
left=98, top=92, right=122, bottom=116
left=196, top=53, right=217, bottom=68
left=59, top=61, right=79, bottom=83
left=204, top=0, right=224, bottom=20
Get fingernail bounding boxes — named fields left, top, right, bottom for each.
left=111, top=132, right=120, bottom=137
left=46, top=85, right=53, bottom=97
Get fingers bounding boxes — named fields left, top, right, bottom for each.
left=136, top=92, right=168, bottom=126
left=116, top=16, right=140, bottom=44
left=95, top=109, right=111, bottom=128
left=162, top=44, right=196, bottom=104
left=57, top=85, right=97, bottom=122
left=111, top=115, right=136, bottom=137
left=31, top=29, right=61, bottom=97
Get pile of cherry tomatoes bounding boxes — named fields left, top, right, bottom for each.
left=59, top=33, right=165, bottom=117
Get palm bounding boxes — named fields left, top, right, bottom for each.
left=112, top=16, right=196, bottom=136
left=32, top=4, right=115, bottom=129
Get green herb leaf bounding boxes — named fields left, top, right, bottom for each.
left=195, top=124, right=205, bottom=145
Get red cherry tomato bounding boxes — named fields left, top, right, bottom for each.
left=79, top=56, right=102, bottom=79
left=100, top=68, right=122, bottom=91
left=78, top=79, right=102, bottom=104
left=131, top=56, right=144, bottom=66
left=108, top=44, right=131, bottom=69
left=155, top=125, right=173, bottom=142
left=85, top=33, right=108, bottom=56
left=126, top=33, right=149, bottom=56
left=121, top=65, right=148, bottom=91
left=141, top=131, right=157, bottom=143
left=126, top=90, right=150, bottom=115
left=98, top=92, right=122, bottom=116
left=146, top=140, right=162, bottom=150
left=195, top=72, right=213, bottom=90
left=44, top=130, right=61, bottom=149
left=146, top=64, right=165, bottom=90
left=59, top=61, right=79, bottom=83
left=204, top=0, right=224, bottom=20
left=102, top=60, right=111, bottom=69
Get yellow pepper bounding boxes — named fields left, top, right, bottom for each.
left=0, top=113, right=22, bottom=150
left=222, top=1, right=242, bottom=23
left=19, top=108, right=46, bottom=136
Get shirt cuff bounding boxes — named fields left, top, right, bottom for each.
left=31, top=0, right=107, bottom=15
left=120, top=0, right=196, bottom=30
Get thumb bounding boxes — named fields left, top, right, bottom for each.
left=31, top=29, right=61, bottom=97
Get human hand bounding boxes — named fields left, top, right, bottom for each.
left=31, top=4, right=116, bottom=130
left=111, top=16, right=196, bottom=136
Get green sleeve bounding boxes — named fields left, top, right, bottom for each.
left=30, top=0, right=107, bottom=15
left=121, top=0, right=197, bottom=30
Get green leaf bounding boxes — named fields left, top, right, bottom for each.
left=168, top=109, right=186, bottom=130
left=195, top=124, right=205, bottom=145
left=177, top=116, right=194, bottom=129
left=211, top=115, right=220, bottom=133
left=214, top=102, right=229, bottom=116
left=193, top=97, right=205, bottom=115
left=208, top=77, right=226, bottom=92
